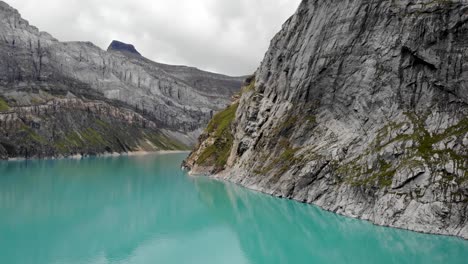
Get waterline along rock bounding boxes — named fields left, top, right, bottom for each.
left=0, top=1, right=243, bottom=159
left=184, top=0, right=468, bottom=239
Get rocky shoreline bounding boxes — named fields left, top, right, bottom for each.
left=0, top=95, right=191, bottom=160
left=5, top=150, right=189, bottom=162
left=185, top=169, right=468, bottom=240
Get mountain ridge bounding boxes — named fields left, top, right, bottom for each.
left=0, top=0, right=242, bottom=159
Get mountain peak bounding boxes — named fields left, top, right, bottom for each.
left=107, top=40, right=141, bottom=56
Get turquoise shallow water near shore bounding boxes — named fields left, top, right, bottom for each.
left=0, top=153, right=466, bottom=264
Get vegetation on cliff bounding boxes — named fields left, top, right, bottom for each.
left=0, top=98, right=9, bottom=112
left=196, top=102, right=239, bottom=171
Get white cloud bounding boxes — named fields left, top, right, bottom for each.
left=6, top=0, right=301, bottom=75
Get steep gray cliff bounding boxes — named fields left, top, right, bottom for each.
left=185, top=0, right=468, bottom=239
left=0, top=1, right=242, bottom=159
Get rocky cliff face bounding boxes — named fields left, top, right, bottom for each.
left=0, top=1, right=242, bottom=159
left=0, top=96, right=187, bottom=159
left=185, top=0, right=468, bottom=239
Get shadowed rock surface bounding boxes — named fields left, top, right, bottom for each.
left=0, top=1, right=243, bottom=159
left=107, top=40, right=141, bottom=56
left=185, top=0, right=468, bottom=239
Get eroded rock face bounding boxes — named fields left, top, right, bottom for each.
left=0, top=1, right=242, bottom=158
left=186, top=0, right=468, bottom=239
left=0, top=95, right=187, bottom=159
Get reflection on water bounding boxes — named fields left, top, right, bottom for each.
left=0, top=154, right=466, bottom=264
left=194, top=178, right=468, bottom=264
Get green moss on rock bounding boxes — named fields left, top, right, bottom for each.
left=241, top=78, right=256, bottom=94
left=343, top=114, right=467, bottom=189
left=346, top=159, right=396, bottom=188
left=206, top=103, right=239, bottom=136
left=197, top=103, right=239, bottom=170
left=147, top=133, right=188, bottom=150
left=253, top=138, right=302, bottom=184
left=0, top=98, right=10, bottom=112
left=53, top=128, right=107, bottom=153
left=95, top=118, right=111, bottom=128
left=272, top=115, right=299, bottom=137
left=19, top=125, right=46, bottom=143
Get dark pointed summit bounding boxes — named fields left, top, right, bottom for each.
left=107, top=40, right=141, bottom=56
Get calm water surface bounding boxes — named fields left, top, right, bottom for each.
left=0, top=153, right=466, bottom=264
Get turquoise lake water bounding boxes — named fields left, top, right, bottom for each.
left=0, top=153, right=466, bottom=264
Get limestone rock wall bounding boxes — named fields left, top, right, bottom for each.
left=186, top=0, right=468, bottom=239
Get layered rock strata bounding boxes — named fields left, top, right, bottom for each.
left=0, top=1, right=242, bottom=159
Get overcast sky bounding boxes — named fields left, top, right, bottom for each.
left=8, top=0, right=301, bottom=76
